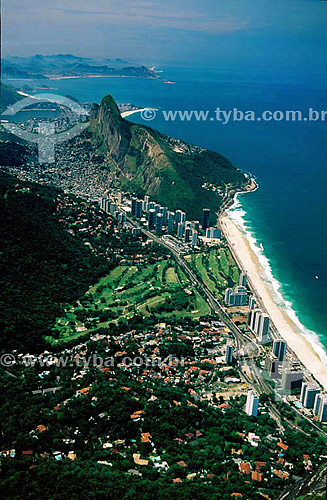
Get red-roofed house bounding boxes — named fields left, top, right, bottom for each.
left=239, top=462, right=251, bottom=474
left=36, top=425, right=47, bottom=433
left=141, top=432, right=151, bottom=443
left=273, top=469, right=289, bottom=480
left=76, top=386, right=91, bottom=395
left=277, top=441, right=289, bottom=451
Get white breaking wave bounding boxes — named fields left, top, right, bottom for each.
left=228, top=195, right=327, bottom=366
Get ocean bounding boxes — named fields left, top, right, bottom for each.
left=8, top=64, right=327, bottom=357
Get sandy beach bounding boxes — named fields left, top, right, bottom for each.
left=120, top=108, right=149, bottom=118
left=220, top=212, right=327, bottom=390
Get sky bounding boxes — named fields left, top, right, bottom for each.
left=2, top=0, right=327, bottom=69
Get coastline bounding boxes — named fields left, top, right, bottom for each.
left=5, top=75, right=175, bottom=85
left=5, top=75, right=162, bottom=82
left=121, top=108, right=156, bottom=118
left=219, top=185, right=327, bottom=390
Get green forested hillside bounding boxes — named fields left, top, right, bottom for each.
left=0, top=82, right=23, bottom=112
left=0, top=172, right=112, bottom=351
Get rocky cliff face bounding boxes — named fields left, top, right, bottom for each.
left=90, top=96, right=131, bottom=164
left=90, top=95, right=248, bottom=220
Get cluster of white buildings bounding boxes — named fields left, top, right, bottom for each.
left=300, top=381, right=327, bottom=422
left=105, top=191, right=224, bottom=248
left=99, top=196, right=126, bottom=225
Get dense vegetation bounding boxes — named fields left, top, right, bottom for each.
left=1, top=320, right=327, bottom=500
left=0, top=172, right=114, bottom=351
left=0, top=171, right=205, bottom=351
left=0, top=82, right=23, bottom=112
left=0, top=141, right=30, bottom=166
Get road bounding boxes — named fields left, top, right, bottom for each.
left=124, top=212, right=327, bottom=438
left=277, top=463, right=327, bottom=500
left=125, top=214, right=264, bottom=384
left=122, top=211, right=327, bottom=497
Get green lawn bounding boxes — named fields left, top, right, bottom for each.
left=52, top=257, right=210, bottom=343
left=188, top=246, right=240, bottom=299
left=194, top=254, right=218, bottom=294
left=166, top=266, right=179, bottom=284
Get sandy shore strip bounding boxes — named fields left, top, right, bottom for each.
left=219, top=212, right=327, bottom=390
left=121, top=108, right=150, bottom=118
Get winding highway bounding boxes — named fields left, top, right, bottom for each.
left=121, top=210, right=327, bottom=499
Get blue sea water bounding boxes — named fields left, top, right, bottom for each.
left=8, top=64, right=327, bottom=357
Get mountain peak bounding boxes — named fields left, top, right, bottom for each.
left=89, top=94, right=247, bottom=219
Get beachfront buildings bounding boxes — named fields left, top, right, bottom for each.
left=265, top=354, right=281, bottom=379
left=248, top=309, right=270, bottom=343
left=257, top=314, right=270, bottom=343
left=273, top=340, right=287, bottom=362
left=313, top=394, right=327, bottom=422
left=206, top=227, right=222, bottom=239
left=239, top=272, right=247, bottom=288
left=249, top=296, right=256, bottom=310
left=248, top=308, right=262, bottom=330
left=318, top=398, right=327, bottom=422
left=281, top=369, right=303, bottom=391
left=225, top=286, right=248, bottom=307
left=300, top=382, right=320, bottom=409
left=245, top=390, right=259, bottom=417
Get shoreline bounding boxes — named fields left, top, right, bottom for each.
left=5, top=75, right=160, bottom=82
left=5, top=74, right=175, bottom=84
left=219, top=187, right=327, bottom=389
left=120, top=108, right=156, bottom=118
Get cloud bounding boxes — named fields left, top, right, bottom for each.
left=4, top=0, right=250, bottom=35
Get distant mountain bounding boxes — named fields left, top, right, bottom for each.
left=2, top=61, right=47, bottom=80
left=2, top=54, right=157, bottom=80
left=114, top=58, right=129, bottom=64
left=89, top=95, right=248, bottom=221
